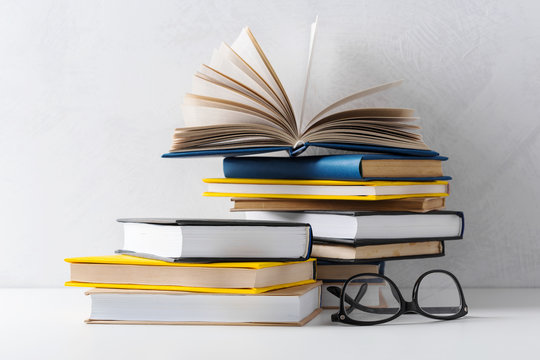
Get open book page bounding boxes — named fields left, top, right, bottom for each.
left=304, top=79, right=405, bottom=128
left=232, top=28, right=296, bottom=129
left=170, top=122, right=293, bottom=152
left=180, top=35, right=299, bottom=141
left=302, top=108, right=417, bottom=132
left=300, top=107, right=427, bottom=150
left=197, top=65, right=285, bottom=121
left=299, top=19, right=414, bottom=130
left=183, top=94, right=285, bottom=128
left=191, top=75, right=280, bottom=119
left=298, top=16, right=319, bottom=134
left=189, top=72, right=295, bottom=134
left=208, top=43, right=289, bottom=122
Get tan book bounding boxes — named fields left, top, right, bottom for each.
left=231, top=197, right=445, bottom=213
left=321, top=282, right=385, bottom=309
left=231, top=198, right=445, bottom=212
left=317, top=263, right=381, bottom=281
left=67, top=255, right=316, bottom=290
left=84, top=282, right=322, bottom=326
left=312, top=241, right=444, bottom=261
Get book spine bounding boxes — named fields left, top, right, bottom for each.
left=458, top=211, right=465, bottom=238
left=306, top=225, right=313, bottom=260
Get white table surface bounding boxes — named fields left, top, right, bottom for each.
left=0, top=288, right=539, bottom=360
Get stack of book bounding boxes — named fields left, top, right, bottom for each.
left=159, top=23, right=465, bottom=308
left=201, top=155, right=464, bottom=307
left=68, top=21, right=465, bottom=323
left=66, top=219, right=322, bottom=325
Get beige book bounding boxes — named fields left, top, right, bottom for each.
left=362, top=159, right=443, bottom=178
left=321, top=282, right=385, bottom=309
left=70, top=260, right=315, bottom=289
left=317, top=263, right=381, bottom=280
left=312, top=241, right=443, bottom=260
left=231, top=197, right=445, bottom=213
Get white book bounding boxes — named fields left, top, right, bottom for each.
left=245, top=211, right=464, bottom=243
left=85, top=282, right=322, bottom=326
left=117, top=218, right=312, bottom=261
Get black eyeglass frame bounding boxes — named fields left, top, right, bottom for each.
left=329, top=269, right=468, bottom=326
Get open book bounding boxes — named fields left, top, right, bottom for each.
left=165, top=19, right=436, bottom=158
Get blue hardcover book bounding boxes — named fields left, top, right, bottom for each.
left=222, top=154, right=451, bottom=181
left=162, top=143, right=440, bottom=159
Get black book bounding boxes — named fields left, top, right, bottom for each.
left=246, top=210, right=464, bottom=246
left=116, top=218, right=313, bottom=262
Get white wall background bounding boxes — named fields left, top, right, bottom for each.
left=1, top=0, right=539, bottom=288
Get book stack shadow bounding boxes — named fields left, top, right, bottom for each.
left=161, top=25, right=464, bottom=311
left=211, top=154, right=464, bottom=308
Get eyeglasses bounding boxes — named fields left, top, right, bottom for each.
left=327, top=270, right=468, bottom=325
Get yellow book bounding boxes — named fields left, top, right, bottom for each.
left=203, top=178, right=449, bottom=201
left=65, top=255, right=317, bottom=294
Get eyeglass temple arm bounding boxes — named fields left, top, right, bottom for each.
left=326, top=286, right=342, bottom=298
left=345, top=283, right=368, bottom=314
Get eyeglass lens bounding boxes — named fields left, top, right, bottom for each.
left=416, top=272, right=462, bottom=317
left=343, top=275, right=401, bottom=322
